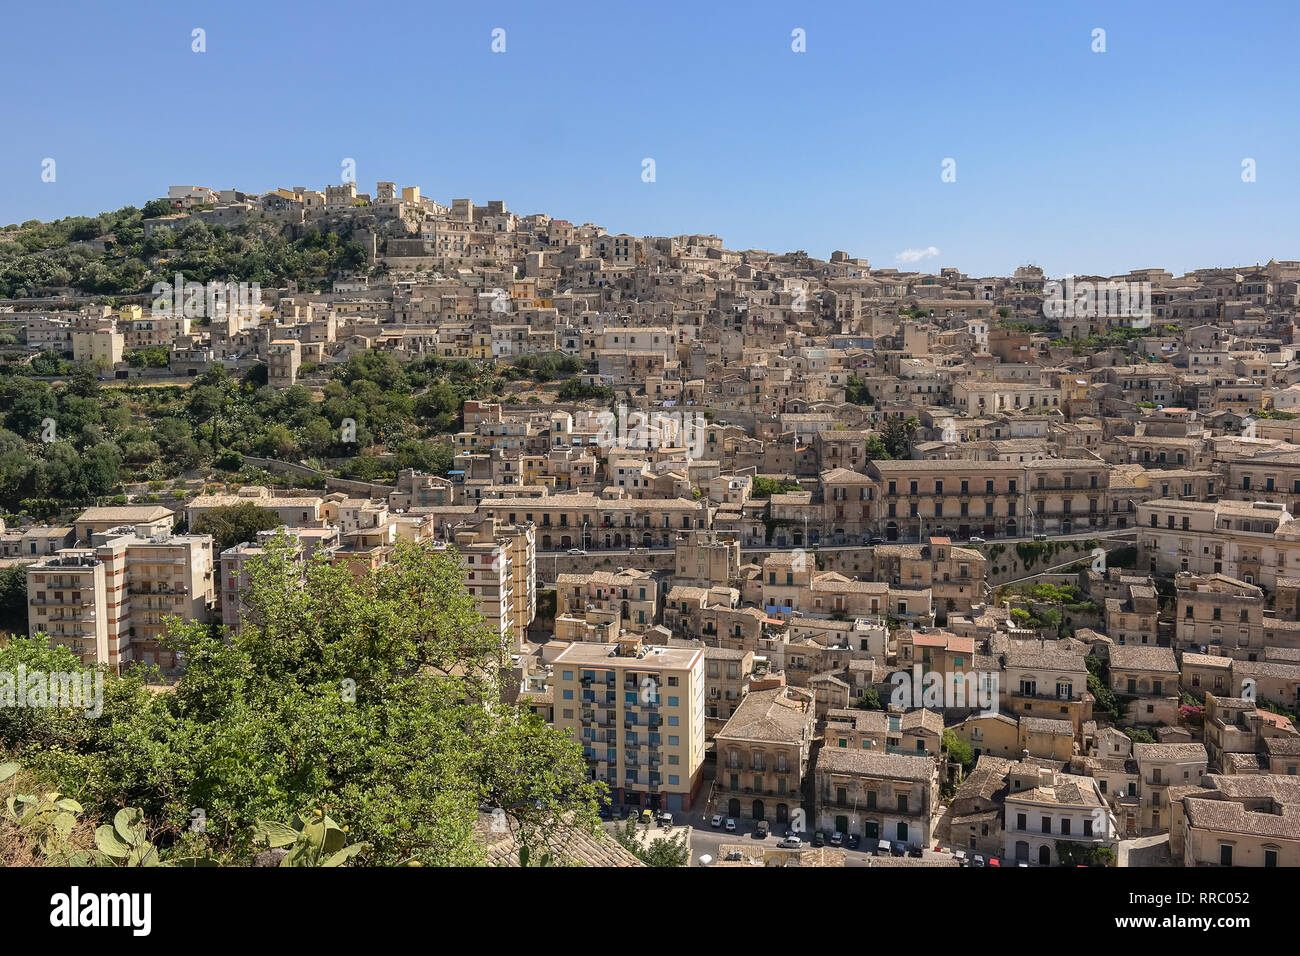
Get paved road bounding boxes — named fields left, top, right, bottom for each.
left=603, top=812, right=952, bottom=868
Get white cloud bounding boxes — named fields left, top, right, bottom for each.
left=896, top=246, right=940, bottom=264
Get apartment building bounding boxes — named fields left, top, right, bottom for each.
left=556, top=568, right=658, bottom=630
left=551, top=636, right=706, bottom=812
left=219, top=527, right=339, bottom=634
left=714, top=684, right=815, bottom=824
left=702, top=646, right=755, bottom=733
left=867, top=458, right=1109, bottom=541
left=29, top=527, right=215, bottom=672
left=1137, top=498, right=1295, bottom=588
left=814, top=748, right=938, bottom=849
left=445, top=517, right=537, bottom=653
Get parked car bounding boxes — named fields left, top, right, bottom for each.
left=812, top=831, right=826, bottom=847
left=710, top=814, right=724, bottom=828
left=640, top=809, right=654, bottom=825
left=755, top=820, right=770, bottom=838
left=567, top=548, right=587, bottom=555
left=776, top=836, right=802, bottom=849
left=724, top=818, right=737, bottom=832
left=968, top=535, right=985, bottom=544
left=848, top=834, right=860, bottom=850
left=657, top=812, right=674, bottom=828
left=867, top=535, right=884, bottom=546
left=907, top=845, right=923, bottom=858
left=890, top=842, right=906, bottom=857
left=1033, top=533, right=1048, bottom=542
left=830, top=831, right=844, bottom=846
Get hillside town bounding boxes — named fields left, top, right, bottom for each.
left=4, top=179, right=1300, bottom=869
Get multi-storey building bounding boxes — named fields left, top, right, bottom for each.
left=29, top=526, right=215, bottom=672
left=550, top=636, right=706, bottom=812
left=713, top=684, right=815, bottom=825
left=813, top=748, right=938, bottom=849
left=1002, top=764, right=1117, bottom=866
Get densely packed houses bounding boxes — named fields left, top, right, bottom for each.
left=10, top=179, right=1300, bottom=865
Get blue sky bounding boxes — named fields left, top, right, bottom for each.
left=2, top=0, right=1296, bottom=277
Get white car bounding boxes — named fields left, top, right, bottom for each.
left=777, top=836, right=802, bottom=849
left=567, top=548, right=587, bottom=555
left=710, top=814, right=723, bottom=827
left=724, top=818, right=737, bottom=832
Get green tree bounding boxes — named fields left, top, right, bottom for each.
left=942, top=729, right=973, bottom=769
left=853, top=688, right=882, bottom=710
left=1, top=538, right=601, bottom=866
left=879, top=416, right=919, bottom=459
left=191, top=502, right=283, bottom=550
left=0, top=565, right=28, bottom=635
left=613, top=818, right=689, bottom=867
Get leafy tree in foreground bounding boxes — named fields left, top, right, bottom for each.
left=1, top=537, right=602, bottom=865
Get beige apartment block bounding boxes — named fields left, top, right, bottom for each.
left=714, top=684, right=815, bottom=824
left=1137, top=498, right=1296, bottom=588
left=814, top=749, right=938, bottom=849
left=702, top=646, right=755, bottom=734
left=551, top=636, right=706, bottom=813
left=29, top=527, right=215, bottom=672
left=868, top=458, right=1109, bottom=541
left=556, top=568, right=658, bottom=630
left=476, top=492, right=709, bottom=551
left=75, top=505, right=174, bottom=545
left=447, top=518, right=536, bottom=653
left=186, top=486, right=328, bottom=530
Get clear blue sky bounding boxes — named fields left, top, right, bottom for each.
left=3, top=0, right=1296, bottom=277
